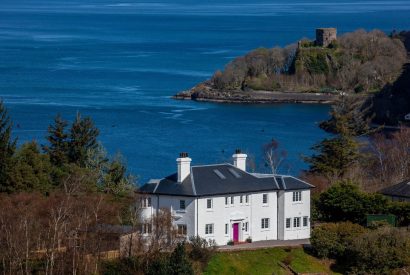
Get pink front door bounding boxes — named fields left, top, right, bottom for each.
left=233, top=223, right=239, bottom=242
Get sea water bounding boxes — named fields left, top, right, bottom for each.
left=1, top=0, right=409, bottom=182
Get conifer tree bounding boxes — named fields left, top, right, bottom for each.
left=0, top=100, right=17, bottom=192
left=68, top=112, right=99, bottom=166
left=43, top=114, right=69, bottom=166
left=169, top=242, right=194, bottom=275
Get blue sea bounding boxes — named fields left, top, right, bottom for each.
left=1, top=0, right=409, bottom=183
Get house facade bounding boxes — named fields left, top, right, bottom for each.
left=138, top=151, right=313, bottom=245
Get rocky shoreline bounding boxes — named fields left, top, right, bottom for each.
left=173, top=86, right=338, bottom=104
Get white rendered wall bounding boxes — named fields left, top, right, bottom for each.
left=196, top=191, right=277, bottom=245
left=140, top=195, right=196, bottom=238
left=280, top=190, right=311, bottom=240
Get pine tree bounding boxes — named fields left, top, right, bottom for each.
left=68, top=112, right=99, bottom=166
left=43, top=114, right=69, bottom=166
left=169, top=242, right=194, bottom=275
left=0, top=100, right=17, bottom=193
left=305, top=134, right=359, bottom=178
left=319, top=95, right=372, bottom=136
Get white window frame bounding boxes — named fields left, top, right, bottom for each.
left=230, top=196, right=234, bottom=205
left=225, top=223, right=229, bottom=235
left=205, top=224, right=214, bottom=235
left=142, top=223, right=152, bottom=234
left=206, top=199, right=213, bottom=209
left=286, top=218, right=291, bottom=229
left=303, top=216, right=308, bottom=227
left=240, top=195, right=243, bottom=204
left=142, top=197, right=151, bottom=208
left=261, top=218, right=269, bottom=229
left=225, top=197, right=229, bottom=206
left=180, top=200, right=186, bottom=210
left=293, top=217, right=301, bottom=228
left=292, top=191, right=302, bottom=202
left=177, top=224, right=187, bottom=235
left=245, top=194, right=249, bottom=204
left=262, top=193, right=268, bottom=204
left=244, top=222, right=249, bottom=232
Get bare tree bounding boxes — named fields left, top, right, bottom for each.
left=263, top=139, right=288, bottom=174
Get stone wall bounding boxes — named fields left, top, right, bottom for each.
left=315, top=28, right=337, bottom=47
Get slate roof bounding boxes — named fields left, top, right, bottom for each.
left=138, top=163, right=313, bottom=197
left=380, top=180, right=410, bottom=198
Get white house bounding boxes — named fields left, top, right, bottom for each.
left=138, top=151, right=313, bottom=245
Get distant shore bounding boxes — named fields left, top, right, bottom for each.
left=173, top=88, right=337, bottom=104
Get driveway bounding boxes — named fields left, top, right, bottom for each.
left=218, top=239, right=310, bottom=251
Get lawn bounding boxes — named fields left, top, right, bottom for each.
left=204, top=247, right=340, bottom=275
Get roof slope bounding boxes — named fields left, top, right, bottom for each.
left=138, top=163, right=313, bottom=197
left=380, top=180, right=410, bottom=198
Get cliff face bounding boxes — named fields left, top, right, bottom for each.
left=371, top=63, right=410, bottom=125
left=370, top=31, right=410, bottom=125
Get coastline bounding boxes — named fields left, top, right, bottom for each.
left=173, top=88, right=338, bottom=104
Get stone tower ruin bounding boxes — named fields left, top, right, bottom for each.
left=315, top=28, right=337, bottom=47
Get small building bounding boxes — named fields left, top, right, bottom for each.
left=405, top=113, right=410, bottom=121
left=138, top=151, right=314, bottom=246
left=315, top=28, right=337, bottom=47
left=379, top=180, right=410, bottom=202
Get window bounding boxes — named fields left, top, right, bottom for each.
left=207, top=199, right=212, bottom=209
left=225, top=197, right=229, bottom=205
left=244, top=222, right=249, bottom=232
left=142, top=197, right=151, bottom=208
left=225, top=224, right=228, bottom=235
left=205, top=224, right=214, bottom=235
left=262, top=194, right=268, bottom=204
left=292, top=191, right=302, bottom=202
left=303, top=216, right=308, bottom=227
left=240, top=196, right=243, bottom=204
left=177, top=224, right=187, bottom=235
left=286, top=218, right=291, bottom=228
left=245, top=195, right=249, bottom=204
left=261, top=218, right=269, bottom=229
left=231, top=196, right=234, bottom=204
left=293, top=217, right=301, bottom=228
left=142, top=223, right=152, bottom=234
left=180, top=200, right=186, bottom=210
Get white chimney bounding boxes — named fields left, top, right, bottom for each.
left=232, top=149, right=247, bottom=171
left=177, top=152, right=191, bottom=183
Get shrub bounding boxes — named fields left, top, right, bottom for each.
left=245, top=237, right=252, bottom=243
left=348, top=227, right=410, bottom=274
left=310, top=222, right=366, bottom=259
left=227, top=240, right=234, bottom=246
left=187, top=236, right=216, bottom=265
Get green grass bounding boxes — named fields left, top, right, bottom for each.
left=204, top=247, right=340, bottom=275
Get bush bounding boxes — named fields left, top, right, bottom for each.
left=168, top=242, right=194, bottom=275
left=187, top=236, right=216, bottom=265
left=348, top=227, right=410, bottom=274
left=310, top=222, right=366, bottom=259
left=227, top=240, right=234, bottom=246
left=245, top=237, right=252, bottom=243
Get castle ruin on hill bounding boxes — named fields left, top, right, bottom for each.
left=315, top=28, right=337, bottom=47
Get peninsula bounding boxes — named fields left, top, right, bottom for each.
left=174, top=28, right=407, bottom=105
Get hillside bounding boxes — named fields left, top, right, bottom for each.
left=370, top=31, right=410, bottom=125
left=175, top=29, right=407, bottom=104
